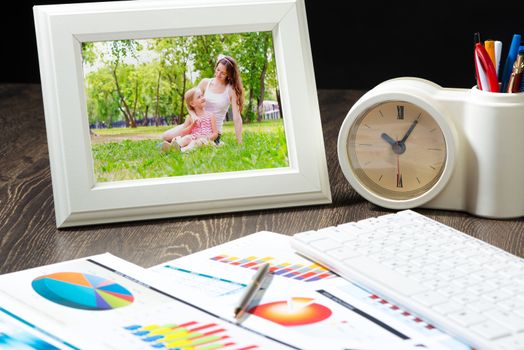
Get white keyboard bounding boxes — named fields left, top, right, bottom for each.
left=290, top=210, right=524, bottom=350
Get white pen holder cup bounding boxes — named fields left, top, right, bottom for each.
left=419, top=81, right=524, bottom=218
left=460, top=87, right=524, bottom=218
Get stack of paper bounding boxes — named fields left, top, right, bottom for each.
left=0, top=232, right=470, bottom=349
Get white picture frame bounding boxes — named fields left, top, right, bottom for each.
left=33, top=0, right=331, bottom=228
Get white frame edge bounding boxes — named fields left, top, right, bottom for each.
left=34, top=0, right=331, bottom=227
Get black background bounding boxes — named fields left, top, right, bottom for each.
left=6, top=0, right=524, bottom=89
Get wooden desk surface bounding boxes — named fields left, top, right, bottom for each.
left=1, top=84, right=523, bottom=274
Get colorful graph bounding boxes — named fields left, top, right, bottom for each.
left=162, top=266, right=246, bottom=297
left=1, top=307, right=79, bottom=350
left=32, top=272, right=134, bottom=310
left=248, top=297, right=332, bottom=326
left=124, top=321, right=258, bottom=349
left=210, top=254, right=335, bottom=282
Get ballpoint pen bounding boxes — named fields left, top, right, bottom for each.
left=501, top=34, right=522, bottom=92
left=233, top=262, right=270, bottom=322
left=474, top=43, right=499, bottom=92
left=474, top=52, right=487, bottom=91
left=484, top=40, right=496, bottom=68
left=474, top=32, right=481, bottom=45
left=494, top=40, right=503, bottom=77
left=507, top=51, right=524, bottom=93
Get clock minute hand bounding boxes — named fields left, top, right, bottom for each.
left=400, top=114, right=421, bottom=144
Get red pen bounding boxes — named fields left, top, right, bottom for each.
left=474, top=43, right=499, bottom=92
left=474, top=51, right=484, bottom=90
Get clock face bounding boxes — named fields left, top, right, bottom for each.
left=347, top=100, right=447, bottom=200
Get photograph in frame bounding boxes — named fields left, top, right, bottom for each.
left=33, top=0, right=331, bottom=227
left=82, top=31, right=288, bottom=182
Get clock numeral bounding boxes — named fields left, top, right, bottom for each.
left=397, top=105, right=405, bottom=120
left=378, top=174, right=383, bottom=182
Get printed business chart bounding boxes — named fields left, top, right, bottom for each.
left=32, top=272, right=134, bottom=310
left=124, top=321, right=259, bottom=350
left=248, top=297, right=332, bottom=326
left=210, top=254, right=335, bottom=282
left=0, top=306, right=78, bottom=350
left=242, top=285, right=416, bottom=349
left=0, top=254, right=294, bottom=349
left=150, top=232, right=337, bottom=291
left=151, top=232, right=472, bottom=350
left=160, top=265, right=246, bottom=298
left=326, top=283, right=472, bottom=350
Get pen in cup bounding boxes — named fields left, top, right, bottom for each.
left=507, top=49, right=524, bottom=93
left=234, top=262, right=271, bottom=322
left=501, top=34, right=522, bottom=92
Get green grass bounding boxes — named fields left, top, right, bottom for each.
left=91, top=120, right=289, bottom=182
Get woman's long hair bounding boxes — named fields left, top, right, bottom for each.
left=216, top=55, right=244, bottom=113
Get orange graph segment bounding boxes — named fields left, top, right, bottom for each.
left=41, top=272, right=91, bottom=287
left=248, top=297, right=332, bottom=326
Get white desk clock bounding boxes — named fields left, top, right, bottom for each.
left=338, top=77, right=524, bottom=218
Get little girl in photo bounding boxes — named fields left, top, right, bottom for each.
left=170, top=87, right=218, bottom=152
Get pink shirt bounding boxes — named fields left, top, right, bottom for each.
left=190, top=111, right=213, bottom=139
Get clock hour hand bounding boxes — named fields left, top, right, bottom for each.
left=381, top=133, right=396, bottom=146
left=400, top=113, right=421, bottom=144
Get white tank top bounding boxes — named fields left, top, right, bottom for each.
left=204, top=79, right=231, bottom=133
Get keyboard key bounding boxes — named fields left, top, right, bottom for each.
left=497, top=298, right=524, bottom=311
left=435, top=284, right=460, bottom=298
left=483, top=310, right=524, bottom=332
left=451, top=293, right=481, bottom=305
left=342, top=256, right=427, bottom=296
left=318, top=227, right=357, bottom=243
left=467, top=282, right=498, bottom=295
left=325, top=246, right=360, bottom=260
left=515, top=307, right=524, bottom=318
left=293, top=230, right=326, bottom=243
left=337, top=222, right=367, bottom=234
left=433, top=301, right=463, bottom=314
left=467, top=299, right=496, bottom=313
left=412, top=291, right=448, bottom=307
left=470, top=320, right=511, bottom=340
left=500, top=283, right=524, bottom=295
left=308, top=237, right=340, bottom=251
left=493, top=333, right=524, bottom=350
left=482, top=290, right=514, bottom=304
left=448, top=309, right=486, bottom=327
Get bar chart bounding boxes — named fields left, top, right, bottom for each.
left=124, top=321, right=259, bottom=349
left=209, top=254, right=335, bottom=282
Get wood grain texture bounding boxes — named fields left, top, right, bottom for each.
left=1, top=85, right=523, bottom=274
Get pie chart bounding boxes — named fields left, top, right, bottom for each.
left=248, top=297, right=332, bottom=326
left=32, top=272, right=134, bottom=310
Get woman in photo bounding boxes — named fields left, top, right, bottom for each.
left=162, top=54, right=245, bottom=145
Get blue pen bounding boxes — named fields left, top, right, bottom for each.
left=501, top=34, right=521, bottom=92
